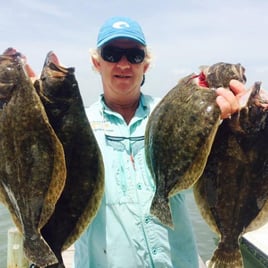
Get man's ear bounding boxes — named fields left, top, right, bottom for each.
left=91, top=56, right=101, bottom=71
left=143, top=62, right=150, bottom=73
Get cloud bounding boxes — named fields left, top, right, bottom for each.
left=11, top=0, right=70, bottom=17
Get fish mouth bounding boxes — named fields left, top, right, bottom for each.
left=46, top=51, right=61, bottom=66
left=42, top=51, right=74, bottom=77
left=229, top=81, right=268, bottom=134
left=239, top=82, right=268, bottom=110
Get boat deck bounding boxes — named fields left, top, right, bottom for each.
left=241, top=222, right=268, bottom=267
left=243, top=222, right=268, bottom=255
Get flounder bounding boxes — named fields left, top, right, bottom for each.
left=193, top=82, right=268, bottom=268
left=0, top=48, right=66, bottom=266
left=145, top=62, right=246, bottom=228
left=33, top=51, right=104, bottom=267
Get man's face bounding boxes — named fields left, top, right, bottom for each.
left=92, top=38, right=149, bottom=100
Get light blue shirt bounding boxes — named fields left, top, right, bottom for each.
left=74, top=93, right=199, bottom=268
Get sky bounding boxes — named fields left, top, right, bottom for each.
left=1, top=0, right=268, bottom=107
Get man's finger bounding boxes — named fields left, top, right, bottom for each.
left=229, top=79, right=246, bottom=95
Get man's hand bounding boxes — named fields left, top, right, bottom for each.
left=215, top=80, right=246, bottom=119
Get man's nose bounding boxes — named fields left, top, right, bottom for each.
left=116, top=56, right=130, bottom=69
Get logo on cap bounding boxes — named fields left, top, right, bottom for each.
left=112, top=21, right=130, bottom=29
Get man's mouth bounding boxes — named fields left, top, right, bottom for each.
left=115, top=75, right=131, bottom=78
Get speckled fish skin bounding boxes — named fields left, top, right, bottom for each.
left=0, top=49, right=66, bottom=267
left=145, top=75, right=220, bottom=228
left=145, top=62, right=246, bottom=228
left=33, top=51, right=104, bottom=268
left=194, top=82, right=268, bottom=268
left=202, top=62, right=246, bottom=88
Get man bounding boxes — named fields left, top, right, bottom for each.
left=74, top=16, right=245, bottom=268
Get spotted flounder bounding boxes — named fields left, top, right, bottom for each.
left=145, top=62, right=246, bottom=228
left=33, top=51, right=104, bottom=267
left=0, top=48, right=66, bottom=266
left=193, top=82, right=268, bottom=268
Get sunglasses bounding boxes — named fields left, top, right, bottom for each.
left=101, top=46, right=145, bottom=64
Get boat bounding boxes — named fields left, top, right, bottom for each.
left=240, top=222, right=268, bottom=268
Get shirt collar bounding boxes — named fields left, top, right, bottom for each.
left=99, top=93, right=150, bottom=118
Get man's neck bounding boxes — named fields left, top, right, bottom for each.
left=104, top=95, right=140, bottom=124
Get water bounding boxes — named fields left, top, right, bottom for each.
left=185, top=190, right=217, bottom=262
left=0, top=203, right=15, bottom=268
left=0, top=190, right=216, bottom=268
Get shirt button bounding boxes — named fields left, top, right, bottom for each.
left=145, top=216, right=150, bottom=224
left=137, top=183, right=142, bottom=190
left=152, top=248, right=157, bottom=255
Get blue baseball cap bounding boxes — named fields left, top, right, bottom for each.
left=97, top=16, right=146, bottom=48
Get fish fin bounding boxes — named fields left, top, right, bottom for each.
left=23, top=235, right=58, bottom=267
left=208, top=247, right=243, bottom=268
left=150, top=195, right=174, bottom=229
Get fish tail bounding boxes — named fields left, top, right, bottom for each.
left=208, top=246, right=243, bottom=268
left=150, top=195, right=174, bottom=229
left=23, top=234, right=58, bottom=267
